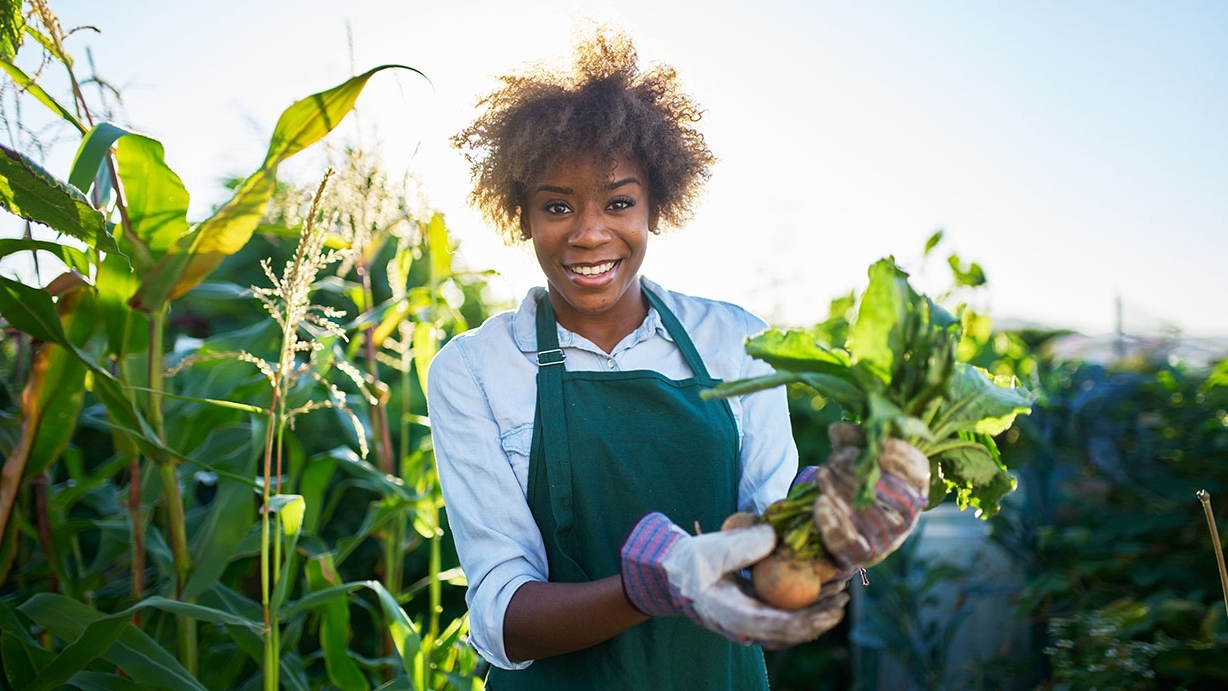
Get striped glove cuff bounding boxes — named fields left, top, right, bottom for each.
left=620, top=512, right=686, bottom=617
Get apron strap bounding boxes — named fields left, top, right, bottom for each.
left=642, top=282, right=716, bottom=384
left=534, top=293, right=576, bottom=537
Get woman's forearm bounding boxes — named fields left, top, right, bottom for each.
left=503, top=575, right=650, bottom=662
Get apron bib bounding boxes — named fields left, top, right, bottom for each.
left=488, top=283, right=768, bottom=691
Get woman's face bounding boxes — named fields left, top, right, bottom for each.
left=523, top=151, right=657, bottom=346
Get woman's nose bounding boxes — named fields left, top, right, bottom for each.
left=569, top=205, right=612, bottom=246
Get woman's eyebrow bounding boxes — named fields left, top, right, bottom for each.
left=532, top=178, right=641, bottom=195
left=532, top=183, right=572, bottom=195
left=606, top=177, right=641, bottom=190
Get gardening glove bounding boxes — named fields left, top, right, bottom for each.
left=620, top=512, right=850, bottom=648
left=811, top=422, right=929, bottom=570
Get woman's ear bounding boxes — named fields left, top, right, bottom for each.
left=649, top=207, right=660, bottom=235
left=518, top=213, right=532, bottom=241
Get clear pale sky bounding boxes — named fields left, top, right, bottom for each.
left=9, top=0, right=1228, bottom=337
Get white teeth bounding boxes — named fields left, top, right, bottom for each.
left=572, top=261, right=615, bottom=276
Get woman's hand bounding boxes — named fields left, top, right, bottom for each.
left=812, top=423, right=930, bottom=570
left=620, top=513, right=848, bottom=647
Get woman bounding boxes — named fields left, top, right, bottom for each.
left=428, top=28, right=927, bottom=689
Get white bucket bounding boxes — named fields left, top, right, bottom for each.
left=850, top=503, right=1032, bottom=690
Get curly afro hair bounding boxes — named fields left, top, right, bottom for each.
left=452, top=27, right=716, bottom=244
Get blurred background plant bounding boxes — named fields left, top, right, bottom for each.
left=764, top=235, right=1228, bottom=690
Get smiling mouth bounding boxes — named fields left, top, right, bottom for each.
left=569, top=260, right=618, bottom=277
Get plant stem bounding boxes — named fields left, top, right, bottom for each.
left=1196, top=490, right=1228, bottom=621
left=359, top=264, right=395, bottom=478
left=128, top=454, right=145, bottom=616
left=260, top=388, right=279, bottom=691
left=148, top=309, right=196, bottom=674
left=355, top=259, right=404, bottom=680
left=763, top=482, right=827, bottom=559
left=428, top=510, right=442, bottom=645
left=115, top=351, right=146, bottom=621
left=32, top=472, right=59, bottom=594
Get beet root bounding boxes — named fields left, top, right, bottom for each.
left=720, top=511, right=760, bottom=532
left=751, top=551, right=838, bottom=611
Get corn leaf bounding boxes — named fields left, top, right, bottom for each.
left=306, top=554, right=368, bottom=691
left=0, top=144, right=116, bottom=254
left=130, top=167, right=274, bottom=310
left=426, top=211, right=450, bottom=284
left=68, top=122, right=130, bottom=194
left=21, top=614, right=131, bottom=691
left=262, top=65, right=423, bottom=164
left=0, top=279, right=95, bottom=544
left=96, top=248, right=150, bottom=357
left=0, top=274, right=67, bottom=343
left=370, top=298, right=411, bottom=349
left=413, top=320, right=438, bottom=396
left=0, top=60, right=85, bottom=133
left=1, top=632, right=51, bottom=689
left=182, top=425, right=258, bottom=601
left=0, top=2, right=22, bottom=60
left=115, top=133, right=190, bottom=269
left=130, top=64, right=424, bottom=312
left=368, top=579, right=423, bottom=675
left=195, top=587, right=263, bottom=662
left=24, top=285, right=95, bottom=478
left=330, top=446, right=418, bottom=503
left=59, top=671, right=147, bottom=691
left=16, top=594, right=208, bottom=691
left=270, top=493, right=306, bottom=537
left=0, top=597, right=53, bottom=688
left=0, top=237, right=92, bottom=274
left=278, top=582, right=365, bottom=619
left=300, top=453, right=336, bottom=535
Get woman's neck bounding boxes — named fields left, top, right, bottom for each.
left=549, top=285, right=649, bottom=354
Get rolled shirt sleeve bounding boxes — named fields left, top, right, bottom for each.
left=427, top=328, right=542, bottom=670
left=730, top=312, right=798, bottom=515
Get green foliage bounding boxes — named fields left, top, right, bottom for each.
left=0, top=3, right=488, bottom=689
left=707, top=255, right=1033, bottom=517
left=762, top=243, right=1228, bottom=689
left=1042, top=599, right=1180, bottom=691
left=989, top=349, right=1228, bottom=689
left=0, top=145, right=115, bottom=254
left=0, top=0, right=22, bottom=61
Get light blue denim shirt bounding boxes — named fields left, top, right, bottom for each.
left=426, top=278, right=798, bottom=670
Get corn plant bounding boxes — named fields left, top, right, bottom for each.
left=0, top=2, right=487, bottom=688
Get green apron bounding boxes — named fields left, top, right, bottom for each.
left=487, top=284, right=769, bottom=690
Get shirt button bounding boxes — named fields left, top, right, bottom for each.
left=607, top=358, right=615, bottom=368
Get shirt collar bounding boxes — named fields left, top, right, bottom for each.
left=512, top=277, right=675, bottom=356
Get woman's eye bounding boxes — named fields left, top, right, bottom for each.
left=544, top=202, right=570, bottom=215
left=608, top=197, right=634, bottom=211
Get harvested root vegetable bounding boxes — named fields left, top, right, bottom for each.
left=720, top=511, right=760, bottom=532
left=751, top=550, right=839, bottom=610
left=723, top=508, right=835, bottom=609
left=720, top=479, right=847, bottom=610
left=705, top=255, right=1034, bottom=610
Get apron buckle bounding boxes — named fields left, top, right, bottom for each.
left=537, top=348, right=566, bottom=366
